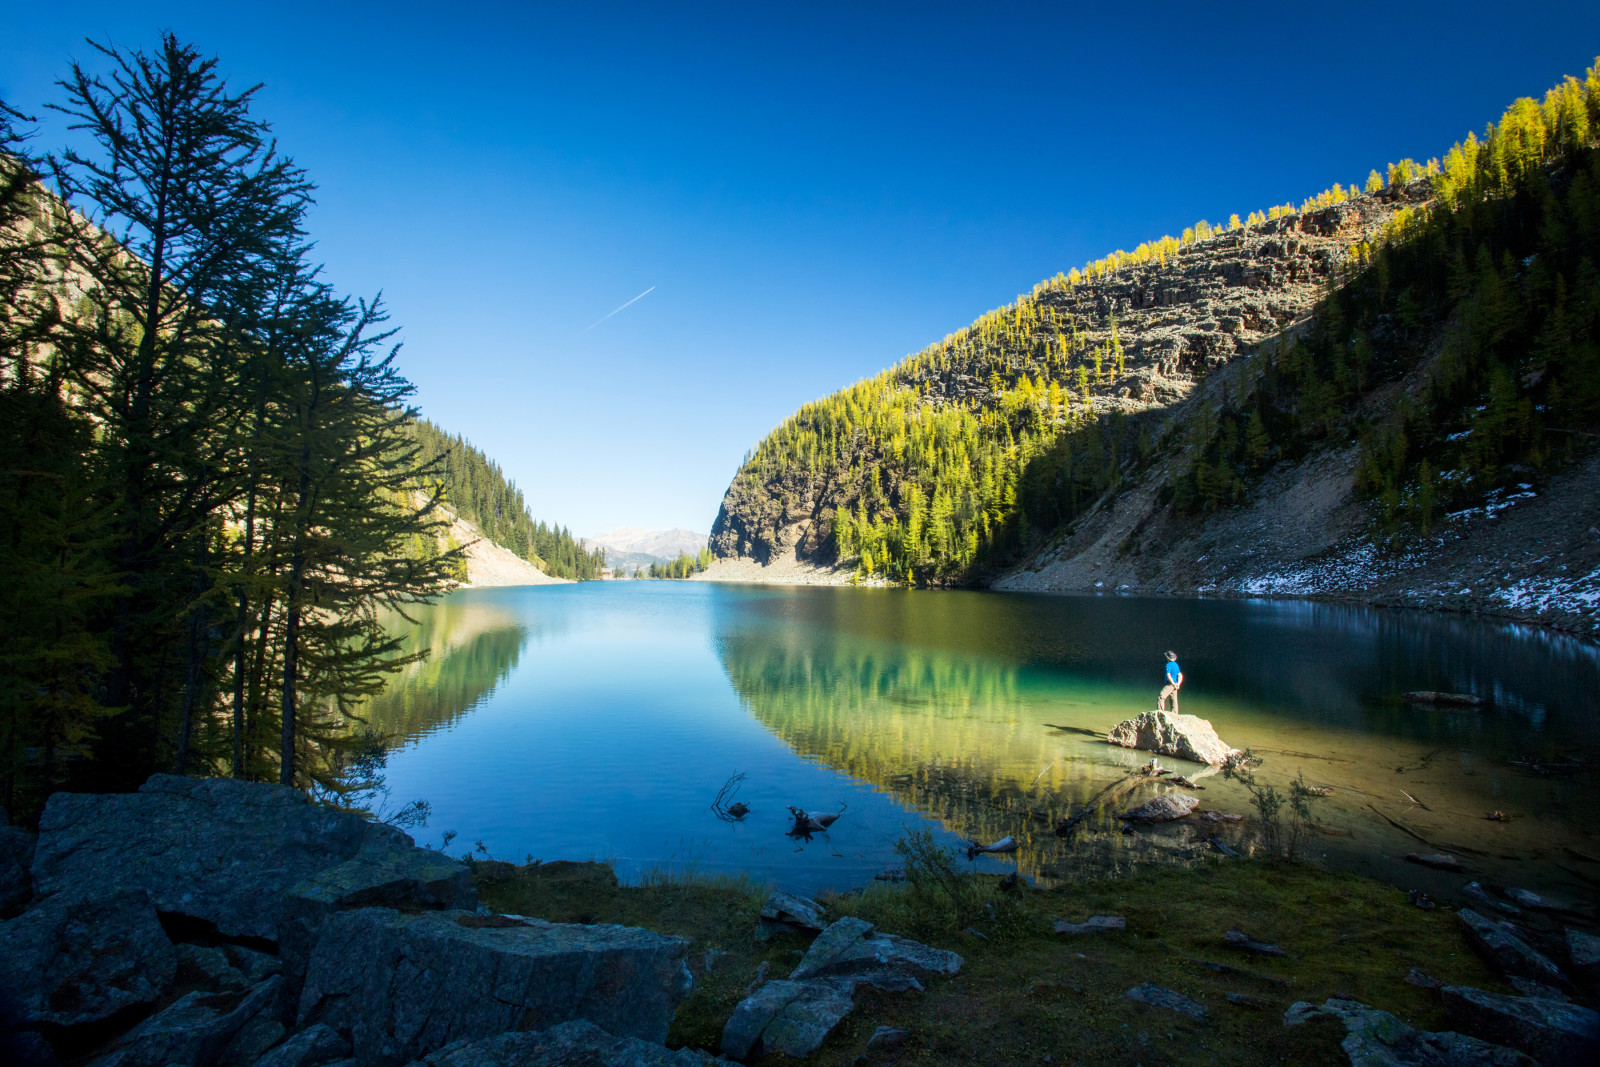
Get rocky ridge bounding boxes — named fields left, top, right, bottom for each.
left=709, top=181, right=1432, bottom=574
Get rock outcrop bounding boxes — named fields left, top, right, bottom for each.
left=0, top=817, right=34, bottom=917
left=1441, top=985, right=1600, bottom=1065
left=0, top=889, right=176, bottom=1028
left=31, top=775, right=476, bottom=946
left=721, top=917, right=961, bottom=1060
left=404, top=1020, right=716, bottom=1066
left=297, top=908, right=692, bottom=1062
left=1458, top=910, right=1573, bottom=990
left=0, top=776, right=703, bottom=1067
left=1107, top=711, right=1241, bottom=766
left=1285, top=997, right=1533, bottom=1066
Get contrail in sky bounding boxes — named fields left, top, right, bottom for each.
left=584, top=286, right=655, bottom=331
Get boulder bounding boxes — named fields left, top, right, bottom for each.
left=1504, top=888, right=1573, bottom=912
left=87, top=976, right=283, bottom=1067
left=1458, top=910, right=1572, bottom=989
left=31, top=775, right=475, bottom=946
left=1224, top=928, right=1286, bottom=957
left=220, top=1013, right=287, bottom=1066
left=720, top=978, right=860, bottom=1061
left=789, top=917, right=962, bottom=984
left=1118, top=793, right=1199, bottom=823
left=404, top=1020, right=716, bottom=1066
left=1053, top=915, right=1126, bottom=935
left=1125, top=983, right=1207, bottom=1020
left=756, top=891, right=826, bottom=940
left=0, top=889, right=176, bottom=1029
left=1568, top=928, right=1600, bottom=978
left=1442, top=985, right=1600, bottom=1065
left=250, top=1023, right=350, bottom=1067
left=0, top=824, right=34, bottom=916
left=1107, top=711, right=1241, bottom=766
left=296, top=908, right=692, bottom=1064
left=757, top=978, right=859, bottom=1059
left=1284, top=998, right=1533, bottom=1066
left=175, top=943, right=249, bottom=992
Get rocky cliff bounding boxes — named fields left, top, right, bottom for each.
left=709, top=180, right=1432, bottom=575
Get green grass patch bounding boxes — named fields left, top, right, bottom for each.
left=472, top=856, right=1509, bottom=1065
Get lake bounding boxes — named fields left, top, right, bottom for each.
left=358, top=582, right=1600, bottom=900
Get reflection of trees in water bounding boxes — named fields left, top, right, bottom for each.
left=357, top=599, right=531, bottom=745
left=716, top=630, right=1216, bottom=882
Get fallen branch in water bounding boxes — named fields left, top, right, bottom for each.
left=1400, top=789, right=1431, bottom=811
left=711, top=771, right=750, bottom=822
left=1054, top=774, right=1140, bottom=838
left=1030, top=761, right=1056, bottom=788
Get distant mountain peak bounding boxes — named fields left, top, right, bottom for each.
left=583, top=527, right=707, bottom=560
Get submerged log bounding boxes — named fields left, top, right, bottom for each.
left=1403, top=691, right=1487, bottom=708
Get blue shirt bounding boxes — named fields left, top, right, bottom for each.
left=1166, top=661, right=1181, bottom=684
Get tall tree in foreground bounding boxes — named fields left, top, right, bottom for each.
left=46, top=34, right=313, bottom=786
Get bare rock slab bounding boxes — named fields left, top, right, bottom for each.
left=756, top=891, right=826, bottom=940
left=297, top=908, right=692, bottom=1065
left=406, top=1020, right=716, bottom=1066
left=1125, top=982, right=1207, bottom=1020
left=789, top=917, right=962, bottom=984
left=1458, top=910, right=1572, bottom=989
left=0, top=888, right=176, bottom=1029
left=1284, top=997, right=1533, bottom=1066
left=1442, top=985, right=1600, bottom=1065
left=1108, top=711, right=1241, bottom=766
left=249, top=1023, right=350, bottom=1067
left=1119, top=793, right=1199, bottom=823
left=31, top=775, right=475, bottom=945
left=88, top=976, right=283, bottom=1067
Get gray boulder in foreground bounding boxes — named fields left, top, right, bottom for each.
left=756, top=891, right=826, bottom=940
left=31, top=776, right=475, bottom=946
left=1458, top=910, right=1572, bottom=989
left=722, top=918, right=961, bottom=1060
left=88, top=975, right=283, bottom=1067
left=1442, top=985, right=1600, bottom=1065
left=1108, top=711, right=1241, bottom=766
left=0, top=888, right=176, bottom=1028
left=297, top=908, right=692, bottom=1065
left=404, top=1020, right=716, bottom=1066
left=1285, top=997, right=1533, bottom=1066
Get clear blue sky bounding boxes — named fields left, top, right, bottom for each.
left=5, top=3, right=1599, bottom=535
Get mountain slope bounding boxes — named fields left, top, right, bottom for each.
left=710, top=62, right=1600, bottom=633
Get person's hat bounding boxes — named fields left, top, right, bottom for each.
left=1166, top=651, right=1178, bottom=660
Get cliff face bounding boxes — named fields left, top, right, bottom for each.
left=709, top=181, right=1432, bottom=578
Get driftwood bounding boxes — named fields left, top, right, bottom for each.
left=1054, top=774, right=1141, bottom=837
left=966, top=835, right=1018, bottom=858
left=711, top=771, right=750, bottom=822
left=786, top=804, right=846, bottom=841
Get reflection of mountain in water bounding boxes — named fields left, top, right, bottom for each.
left=715, top=627, right=1210, bottom=881
left=359, top=599, right=530, bottom=745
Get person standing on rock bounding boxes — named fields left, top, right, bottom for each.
left=1158, top=651, right=1183, bottom=713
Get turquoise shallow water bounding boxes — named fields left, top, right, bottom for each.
left=360, top=583, right=1600, bottom=899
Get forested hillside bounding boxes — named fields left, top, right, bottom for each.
left=712, top=60, right=1600, bottom=629
left=410, top=419, right=605, bottom=580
